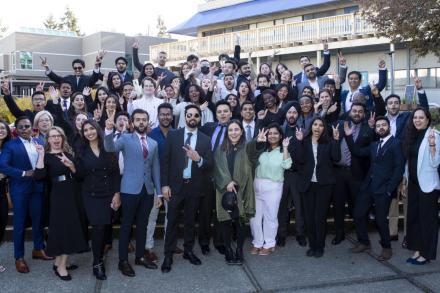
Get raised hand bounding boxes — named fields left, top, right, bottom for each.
left=132, top=39, right=139, bottom=49
left=295, top=127, right=304, bottom=141
left=39, top=56, right=49, bottom=70
left=257, top=109, right=268, bottom=120
left=82, top=86, right=91, bottom=96
left=412, top=74, right=423, bottom=90
left=48, top=86, right=59, bottom=104
left=58, top=152, right=74, bottom=168
left=1, top=79, right=10, bottom=95
left=368, top=112, right=376, bottom=129
left=200, top=101, right=209, bottom=111
left=257, top=128, right=268, bottom=142
left=327, top=103, right=338, bottom=114
left=323, top=39, right=329, bottom=51
left=35, top=144, right=45, bottom=156
left=282, top=137, right=291, bottom=148
left=337, top=50, right=346, bottom=66
left=105, top=110, right=115, bottom=130
left=314, top=100, right=323, bottom=112
left=343, top=121, right=353, bottom=136
left=36, top=81, right=45, bottom=92
left=332, top=125, right=340, bottom=140
left=378, top=56, right=386, bottom=69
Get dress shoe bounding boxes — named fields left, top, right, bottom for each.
left=128, top=242, right=135, bottom=254
left=314, top=249, right=324, bottom=258
left=296, top=235, right=307, bottom=247
left=215, top=245, right=226, bottom=255
left=15, top=259, right=29, bottom=274
left=377, top=248, right=392, bottom=261
left=93, top=262, right=107, bottom=280
left=173, top=246, right=184, bottom=255
left=53, top=264, right=78, bottom=272
left=402, top=236, right=408, bottom=249
left=259, top=247, right=275, bottom=256
left=55, top=268, right=72, bottom=281
left=306, top=249, right=315, bottom=257
left=350, top=243, right=371, bottom=253
left=224, top=247, right=235, bottom=265
left=250, top=246, right=260, bottom=255
left=183, top=251, right=202, bottom=265
left=144, top=250, right=159, bottom=263
left=234, top=248, right=243, bottom=265
left=103, top=244, right=112, bottom=254
left=390, top=235, right=399, bottom=241
left=32, top=249, right=55, bottom=260
left=135, top=257, right=158, bottom=269
left=161, top=256, right=173, bottom=273
left=276, top=237, right=286, bottom=247
left=200, top=245, right=210, bottom=255
left=118, top=260, right=135, bottom=277
left=331, top=235, right=345, bottom=245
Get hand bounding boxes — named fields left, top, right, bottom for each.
left=323, top=39, right=329, bottom=51
left=0, top=79, right=10, bottom=95
left=39, top=56, right=49, bottom=70
left=154, top=197, right=163, bottom=209
left=234, top=33, right=240, bottom=45
left=368, top=112, right=376, bottom=129
left=295, top=127, right=304, bottom=141
left=58, top=153, right=74, bottom=168
left=369, top=81, right=379, bottom=97
left=128, top=89, right=137, bottom=102
left=24, top=170, right=34, bottom=177
left=378, top=56, right=386, bottom=69
left=96, top=50, right=107, bottom=65
left=111, top=192, right=121, bottom=211
left=314, top=100, right=323, bottom=112
left=48, top=86, right=59, bottom=103
left=35, top=81, right=45, bottom=92
left=226, top=181, right=237, bottom=193
left=157, top=72, right=166, bottom=85
left=256, top=128, right=268, bottom=142
left=250, top=82, right=257, bottom=93
left=257, top=109, right=268, bottom=120
left=398, top=177, right=408, bottom=199
left=105, top=110, right=115, bottom=130
left=337, top=50, right=346, bottom=66
left=35, top=144, right=45, bottom=156
left=282, top=137, right=291, bottom=148
left=82, top=86, right=91, bottom=96
left=162, top=186, right=171, bottom=201
left=343, top=121, right=353, bottom=136
left=327, top=103, right=338, bottom=114
left=200, top=101, right=209, bottom=111
left=428, top=128, right=436, bottom=146
left=182, top=145, right=201, bottom=162
left=94, top=103, right=103, bottom=121
left=412, top=74, right=423, bottom=90
left=132, top=39, right=139, bottom=49
left=332, top=125, right=340, bottom=140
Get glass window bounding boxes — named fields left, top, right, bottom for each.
left=125, top=54, right=133, bottom=73
left=19, top=52, right=32, bottom=70
left=11, top=52, right=16, bottom=71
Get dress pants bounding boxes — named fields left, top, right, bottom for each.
left=354, top=190, right=392, bottom=248
left=220, top=219, right=244, bottom=250
left=164, top=180, right=202, bottom=256
left=333, top=166, right=361, bottom=237
left=250, top=178, right=283, bottom=249
left=198, top=181, right=222, bottom=248
left=388, top=198, right=400, bottom=236
left=11, top=189, right=44, bottom=259
left=406, top=180, right=439, bottom=260
left=119, top=186, right=153, bottom=261
left=277, top=171, right=305, bottom=239
left=302, top=183, right=333, bottom=251
left=145, top=200, right=169, bottom=249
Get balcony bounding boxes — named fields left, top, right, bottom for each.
left=150, top=13, right=376, bottom=63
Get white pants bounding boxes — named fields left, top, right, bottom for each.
left=145, top=200, right=168, bottom=249
left=250, top=178, right=283, bottom=249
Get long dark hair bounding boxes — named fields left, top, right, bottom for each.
left=275, top=63, right=288, bottom=83
left=81, top=119, right=105, bottom=150
left=237, top=80, right=254, bottom=102
left=0, top=119, right=12, bottom=148
left=306, top=117, right=329, bottom=144
left=92, top=86, right=109, bottom=111
left=184, top=84, right=207, bottom=104
left=402, top=107, right=432, bottom=159
left=68, top=92, right=89, bottom=121
left=107, top=72, right=123, bottom=96
left=221, top=119, right=246, bottom=154
left=265, top=122, right=284, bottom=152
left=139, top=62, right=158, bottom=82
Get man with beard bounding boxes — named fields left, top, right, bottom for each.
left=114, top=57, right=133, bottom=83
left=277, top=102, right=307, bottom=247
left=235, top=61, right=252, bottom=91
left=104, top=109, right=162, bottom=277
left=344, top=116, right=404, bottom=261
left=215, top=73, right=237, bottom=102
left=161, top=104, right=213, bottom=273
left=331, top=103, right=375, bottom=245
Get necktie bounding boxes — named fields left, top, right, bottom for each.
left=141, top=136, right=148, bottom=159
left=115, top=132, right=121, bottom=139
left=184, top=132, right=193, bottom=167
left=213, top=125, right=225, bottom=151
left=377, top=139, right=384, bottom=156
left=246, top=125, right=252, bottom=142
left=62, top=99, right=68, bottom=111
left=352, top=124, right=360, bottom=142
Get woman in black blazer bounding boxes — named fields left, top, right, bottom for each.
left=295, top=117, right=341, bottom=258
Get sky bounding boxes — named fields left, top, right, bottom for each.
left=0, top=0, right=205, bottom=39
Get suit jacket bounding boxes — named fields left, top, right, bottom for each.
left=346, top=135, right=404, bottom=196
left=413, top=130, right=440, bottom=192
left=0, top=138, right=44, bottom=196
left=293, top=52, right=331, bottom=84
left=297, top=75, right=329, bottom=95
left=161, top=128, right=213, bottom=196
left=104, top=132, right=161, bottom=196
left=46, top=70, right=101, bottom=92
left=294, top=137, right=341, bottom=193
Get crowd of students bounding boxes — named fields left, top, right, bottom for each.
left=0, top=37, right=438, bottom=281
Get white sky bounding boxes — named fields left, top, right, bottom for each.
left=0, top=0, right=205, bottom=39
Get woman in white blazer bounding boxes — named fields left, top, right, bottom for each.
left=402, top=107, right=440, bottom=265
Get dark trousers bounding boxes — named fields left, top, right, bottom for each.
left=406, top=180, right=439, bottom=260
left=119, top=186, right=153, bottom=261
left=302, top=183, right=332, bottom=251
left=278, top=171, right=304, bottom=238
left=354, top=190, right=392, bottom=248
left=91, top=224, right=110, bottom=264
left=198, top=181, right=223, bottom=247
left=11, top=189, right=44, bottom=259
left=164, top=181, right=201, bottom=256
left=0, top=183, right=8, bottom=244
left=333, top=167, right=361, bottom=237
left=220, top=219, right=245, bottom=250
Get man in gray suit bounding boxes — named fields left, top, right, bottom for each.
left=104, top=108, right=162, bottom=277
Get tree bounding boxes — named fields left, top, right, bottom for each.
left=43, top=14, right=61, bottom=30
left=59, top=6, right=82, bottom=36
left=360, top=0, right=440, bottom=59
left=0, top=18, right=7, bottom=38
left=156, top=16, right=170, bottom=38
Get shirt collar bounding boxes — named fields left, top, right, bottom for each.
left=184, top=127, right=197, bottom=136
left=380, top=134, right=392, bottom=145
left=242, top=120, right=255, bottom=128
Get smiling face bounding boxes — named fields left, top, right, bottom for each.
left=267, top=127, right=281, bottom=146
left=300, top=97, right=312, bottom=114
left=227, top=95, right=238, bottom=107
left=386, top=97, right=401, bottom=116
left=413, top=109, right=430, bottom=130
left=201, top=78, right=211, bottom=90
left=319, top=91, right=332, bottom=108
left=277, top=64, right=286, bottom=75
left=241, top=103, right=255, bottom=122
left=181, top=64, right=190, bottom=76
left=37, top=114, right=52, bottom=134
left=75, top=113, right=88, bottom=131
left=349, top=105, right=365, bottom=124
left=116, top=59, right=127, bottom=73
left=105, top=97, right=117, bottom=112
left=72, top=62, right=84, bottom=76
left=158, top=107, right=172, bottom=128
left=286, top=106, right=298, bottom=125
left=72, top=95, right=85, bottom=111
left=348, top=73, right=361, bottom=89
left=47, top=129, right=63, bottom=151
left=216, top=104, right=232, bottom=125
left=304, top=65, right=316, bottom=79
left=260, top=64, right=270, bottom=75
left=142, top=79, right=155, bottom=96
left=112, top=74, right=122, bottom=88
left=185, top=107, right=201, bottom=128
left=263, top=93, right=276, bottom=109
left=0, top=123, right=8, bottom=141
left=281, top=70, right=292, bottom=83
left=375, top=119, right=390, bottom=138
left=97, top=89, right=108, bottom=104
left=144, top=64, right=155, bottom=77
left=277, top=86, right=288, bottom=101
left=228, top=122, right=243, bottom=145
left=188, top=86, right=200, bottom=103
left=16, top=119, right=32, bottom=140
left=83, top=123, right=98, bottom=142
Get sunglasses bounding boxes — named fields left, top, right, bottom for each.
left=73, top=67, right=83, bottom=70
left=186, top=113, right=200, bottom=119
left=17, top=125, right=31, bottom=130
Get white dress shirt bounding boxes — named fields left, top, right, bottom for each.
left=19, top=137, right=39, bottom=176
left=128, top=95, right=163, bottom=128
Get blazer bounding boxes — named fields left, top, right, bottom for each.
left=46, top=70, right=101, bottom=93
left=294, top=137, right=341, bottom=193
left=161, top=128, right=213, bottom=196
left=104, top=132, right=161, bottom=196
left=346, top=135, right=404, bottom=196
left=293, top=52, right=331, bottom=84
left=0, top=138, right=44, bottom=195
left=296, top=66, right=347, bottom=95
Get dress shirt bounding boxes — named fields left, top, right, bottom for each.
left=255, top=147, right=292, bottom=182
left=114, top=131, right=125, bottom=174
left=308, top=79, right=320, bottom=96
left=379, top=134, right=392, bottom=148
left=211, top=124, right=226, bottom=151
left=345, top=87, right=361, bottom=112
left=311, top=143, right=318, bottom=182
left=148, top=127, right=167, bottom=160
left=60, top=97, right=71, bottom=111
left=243, top=120, right=255, bottom=142
left=128, top=95, right=163, bottom=128
left=387, top=113, right=398, bottom=137
left=183, top=128, right=203, bottom=179
left=19, top=137, right=39, bottom=176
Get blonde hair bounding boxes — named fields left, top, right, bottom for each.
left=33, top=110, right=54, bottom=130
left=45, top=126, right=73, bottom=154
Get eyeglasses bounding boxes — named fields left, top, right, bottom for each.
left=48, top=134, right=62, bottom=139
left=186, top=113, right=200, bottom=119
left=17, top=125, right=31, bottom=130
left=73, top=67, right=83, bottom=70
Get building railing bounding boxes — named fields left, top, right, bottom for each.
left=150, top=13, right=375, bottom=62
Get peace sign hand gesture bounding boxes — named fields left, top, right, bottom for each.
left=36, top=81, right=45, bottom=92
left=368, top=112, right=376, bottom=129
left=58, top=153, right=74, bottom=168
left=257, top=128, right=268, bottom=142
left=332, top=125, right=340, bottom=140
left=282, top=137, right=292, bottom=148
left=295, top=127, right=304, bottom=141
left=39, top=56, right=49, bottom=70
left=94, top=103, right=103, bottom=121
left=343, top=121, right=353, bottom=136
left=105, top=111, right=115, bottom=131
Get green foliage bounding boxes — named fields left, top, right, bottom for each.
left=59, top=6, right=82, bottom=36
left=0, top=96, right=32, bottom=123
left=43, top=14, right=61, bottom=30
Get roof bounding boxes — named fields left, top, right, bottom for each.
left=169, top=0, right=338, bottom=36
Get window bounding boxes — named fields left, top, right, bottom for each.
left=19, top=52, right=32, bottom=70
left=11, top=52, right=16, bottom=71
left=125, top=54, right=133, bottom=73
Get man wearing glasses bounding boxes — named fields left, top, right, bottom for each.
left=0, top=117, right=53, bottom=274
left=160, top=104, right=213, bottom=273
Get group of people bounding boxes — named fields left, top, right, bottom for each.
left=0, top=37, right=438, bottom=281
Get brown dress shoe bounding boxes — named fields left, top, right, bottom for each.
left=350, top=243, right=371, bottom=253
left=258, top=247, right=274, bottom=256
left=250, top=247, right=260, bottom=255
left=128, top=242, right=135, bottom=254
left=15, top=259, right=29, bottom=273
left=32, top=249, right=55, bottom=260
left=377, top=248, right=392, bottom=261
left=144, top=250, right=159, bottom=263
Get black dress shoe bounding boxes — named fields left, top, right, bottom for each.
left=276, top=236, right=286, bottom=247
left=215, top=245, right=226, bottom=255
left=224, top=247, right=235, bottom=265
left=306, top=249, right=315, bottom=257
left=183, top=251, right=202, bottom=265
left=161, top=256, right=173, bottom=273
left=135, top=257, right=158, bottom=270
left=53, top=264, right=78, bottom=272
left=331, top=235, right=345, bottom=245
left=314, top=249, right=324, bottom=258
left=55, top=268, right=72, bottom=281
left=200, top=245, right=210, bottom=255
left=234, top=248, right=243, bottom=265
left=297, top=235, right=307, bottom=247
left=93, top=262, right=107, bottom=280
left=118, top=260, right=135, bottom=277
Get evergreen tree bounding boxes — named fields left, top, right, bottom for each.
left=156, top=15, right=170, bottom=38
left=59, top=6, right=82, bottom=36
left=43, top=14, right=60, bottom=30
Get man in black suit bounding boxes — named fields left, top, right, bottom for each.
left=293, top=41, right=331, bottom=84
left=40, top=51, right=105, bottom=92
left=331, top=102, right=375, bottom=245
left=345, top=116, right=404, bottom=261
left=241, top=101, right=257, bottom=142
left=161, top=104, right=213, bottom=273
left=115, top=57, right=133, bottom=83
left=198, top=100, right=232, bottom=255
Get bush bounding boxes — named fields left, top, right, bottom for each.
left=0, top=96, right=33, bottom=123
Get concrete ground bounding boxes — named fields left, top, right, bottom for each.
left=0, top=232, right=439, bottom=293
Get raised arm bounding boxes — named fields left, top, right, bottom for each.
left=1, top=81, right=26, bottom=118
left=132, top=40, right=144, bottom=72
left=375, top=57, right=387, bottom=92
left=316, top=41, right=330, bottom=76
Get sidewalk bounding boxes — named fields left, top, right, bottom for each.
left=0, top=232, right=439, bottom=293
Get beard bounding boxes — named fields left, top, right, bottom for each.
left=134, top=124, right=146, bottom=134
left=377, top=129, right=390, bottom=138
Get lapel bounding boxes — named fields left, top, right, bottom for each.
left=16, top=138, right=32, bottom=168
left=130, top=133, right=144, bottom=159
left=378, top=137, right=393, bottom=157
left=417, top=130, right=429, bottom=173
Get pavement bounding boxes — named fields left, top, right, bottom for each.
left=0, top=232, right=439, bottom=293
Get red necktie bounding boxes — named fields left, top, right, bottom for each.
left=141, top=136, right=148, bottom=159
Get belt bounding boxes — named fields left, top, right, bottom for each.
left=52, top=174, right=73, bottom=182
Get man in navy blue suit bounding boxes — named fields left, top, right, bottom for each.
left=0, top=116, right=53, bottom=273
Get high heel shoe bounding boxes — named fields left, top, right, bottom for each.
left=93, top=262, right=107, bottom=280
left=53, top=264, right=78, bottom=271
left=55, top=268, right=72, bottom=281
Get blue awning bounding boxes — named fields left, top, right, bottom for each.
left=170, top=0, right=338, bottom=36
